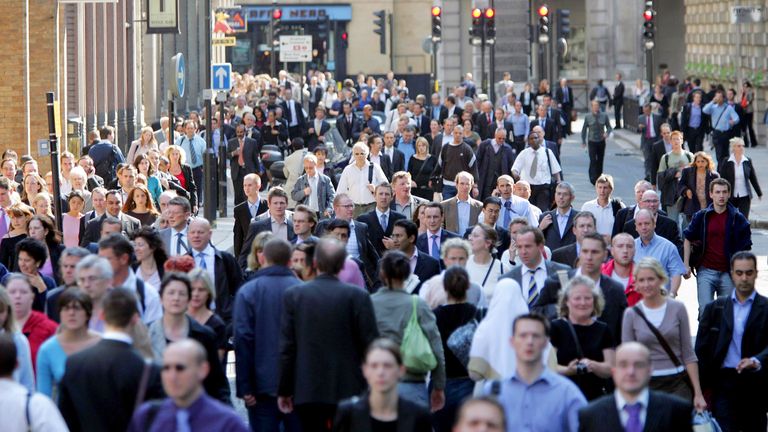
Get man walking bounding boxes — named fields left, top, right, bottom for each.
left=611, top=73, right=625, bottom=128
left=703, top=89, right=740, bottom=162
left=581, top=100, right=613, bottom=185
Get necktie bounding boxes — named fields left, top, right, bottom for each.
left=527, top=269, right=539, bottom=307
left=380, top=213, right=388, bottom=231
left=646, top=117, right=652, bottom=138
left=198, top=251, right=207, bottom=269
left=176, top=409, right=191, bottom=432
left=0, top=209, right=7, bottom=243
left=431, top=235, right=440, bottom=259
left=188, top=138, right=199, bottom=166
left=529, top=150, right=539, bottom=178
left=238, top=139, right=245, bottom=166
left=487, top=113, right=491, bottom=124
left=417, top=116, right=421, bottom=129
left=541, top=118, right=546, bottom=130
left=176, top=232, right=186, bottom=255
left=564, top=88, right=569, bottom=103
left=250, top=203, right=257, bottom=219
left=624, top=403, right=642, bottom=432
left=503, top=200, right=512, bottom=228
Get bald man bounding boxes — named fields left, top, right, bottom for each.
left=187, top=217, right=243, bottom=328
left=577, top=343, right=692, bottom=432
left=129, top=340, right=248, bottom=431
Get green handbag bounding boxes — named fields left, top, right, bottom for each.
left=401, top=295, right=437, bottom=373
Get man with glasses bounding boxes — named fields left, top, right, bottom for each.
left=621, top=190, right=682, bottom=257
left=130, top=339, right=248, bottom=431
left=160, top=196, right=193, bottom=256
left=292, top=205, right=319, bottom=245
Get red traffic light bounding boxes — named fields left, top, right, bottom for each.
left=432, top=6, right=441, bottom=17
left=485, top=8, right=495, bottom=19
left=272, top=8, right=282, bottom=20
left=643, top=9, right=653, bottom=21
left=471, top=8, right=482, bottom=19
left=538, top=5, right=549, bottom=16
left=341, top=32, right=348, bottom=41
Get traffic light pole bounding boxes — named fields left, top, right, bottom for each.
left=431, top=42, right=438, bottom=94
left=480, top=31, right=486, bottom=97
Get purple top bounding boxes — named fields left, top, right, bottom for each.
left=338, top=258, right=366, bottom=290
left=128, top=393, right=248, bottom=432
left=40, top=257, right=55, bottom=280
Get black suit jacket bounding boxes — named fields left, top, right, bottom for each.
left=681, top=102, right=710, bottom=133
left=80, top=213, right=141, bottom=247
left=577, top=391, right=693, bottom=432
left=534, top=271, right=628, bottom=343
left=474, top=112, right=495, bottom=140
left=696, top=293, right=768, bottom=389
left=227, top=135, right=261, bottom=180
left=59, top=339, right=164, bottom=432
left=356, top=209, right=406, bottom=252
left=555, top=86, right=575, bottom=107
left=428, top=105, right=449, bottom=124
left=412, top=114, right=431, bottom=137
left=189, top=248, right=243, bottom=324
left=650, top=140, right=669, bottom=185
left=233, top=199, right=269, bottom=257
left=278, top=274, right=379, bottom=404
left=416, top=229, right=459, bottom=267
left=612, top=206, right=668, bottom=237
left=305, top=119, right=331, bottom=151
left=280, top=99, right=307, bottom=130
left=337, top=114, right=362, bottom=144
left=718, top=157, right=762, bottom=199
left=622, top=214, right=682, bottom=256
left=551, top=243, right=578, bottom=268
left=315, top=218, right=380, bottom=288
left=371, top=153, right=394, bottom=181
left=238, top=217, right=296, bottom=269
left=385, top=148, right=406, bottom=174
left=638, top=113, right=663, bottom=142
left=334, top=393, right=431, bottom=432
left=530, top=117, right=560, bottom=143
left=539, top=209, right=577, bottom=251
left=413, top=251, right=441, bottom=294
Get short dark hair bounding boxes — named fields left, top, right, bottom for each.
left=516, top=226, right=545, bottom=246
left=731, top=251, right=757, bottom=270
left=99, top=125, right=114, bottom=139
left=573, top=211, right=597, bottom=227
left=326, top=218, right=351, bottom=235
left=394, top=219, right=418, bottom=244
left=98, top=233, right=134, bottom=259
left=314, top=238, right=348, bottom=275
left=444, top=266, right=470, bottom=301
left=168, top=196, right=192, bottom=213
left=294, top=205, right=318, bottom=229
left=483, top=196, right=502, bottom=209
left=160, top=272, right=192, bottom=299
left=365, top=338, right=403, bottom=366
left=102, top=288, right=139, bottom=328
left=263, top=238, right=292, bottom=266
left=379, top=250, right=411, bottom=286
left=57, top=288, right=94, bottom=320
left=0, top=333, right=17, bottom=377
left=709, top=177, right=731, bottom=194
left=16, top=238, right=48, bottom=267
left=423, top=201, right=443, bottom=215
left=294, top=241, right=317, bottom=269
left=581, top=232, right=607, bottom=251
left=512, top=313, right=550, bottom=336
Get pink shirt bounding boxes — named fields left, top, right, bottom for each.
left=337, top=258, right=366, bottom=290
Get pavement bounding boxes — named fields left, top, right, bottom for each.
left=611, top=127, right=768, bottom=229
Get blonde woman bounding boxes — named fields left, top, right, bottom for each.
left=127, top=126, right=160, bottom=164
left=21, top=173, right=46, bottom=206
left=164, top=144, right=197, bottom=209
left=188, top=268, right=227, bottom=362
left=32, top=193, right=54, bottom=219
left=245, top=231, right=275, bottom=279
left=621, top=257, right=706, bottom=411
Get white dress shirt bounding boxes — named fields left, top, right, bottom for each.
left=511, top=146, right=562, bottom=185
left=522, top=259, right=548, bottom=296
left=581, top=199, right=614, bottom=236
left=307, top=174, right=320, bottom=211
left=729, top=155, right=749, bottom=198
left=337, top=161, right=388, bottom=204
left=170, top=227, right=189, bottom=256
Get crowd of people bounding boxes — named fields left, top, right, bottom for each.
left=0, top=67, right=762, bottom=432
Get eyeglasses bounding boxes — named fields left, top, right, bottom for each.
left=162, top=363, right=189, bottom=372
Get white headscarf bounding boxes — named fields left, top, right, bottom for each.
left=467, top=278, right=529, bottom=381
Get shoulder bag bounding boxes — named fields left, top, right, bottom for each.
left=632, top=305, right=692, bottom=393
left=401, top=295, right=438, bottom=373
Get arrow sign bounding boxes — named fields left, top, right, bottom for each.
left=211, top=63, right=232, bottom=91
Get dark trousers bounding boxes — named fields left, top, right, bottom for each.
left=743, top=111, right=759, bottom=147
left=288, top=125, right=304, bottom=140
left=685, top=126, right=705, bottom=153
left=562, top=103, right=573, bottom=134
left=713, top=368, right=767, bottom=432
left=530, top=184, right=553, bottom=212
left=513, top=136, right=526, bottom=154
left=614, top=102, right=623, bottom=128
left=730, top=195, right=751, bottom=219
left=587, top=140, right=606, bottom=185
left=193, top=165, right=204, bottom=207
left=233, top=170, right=245, bottom=206
left=431, top=377, right=474, bottom=432
left=712, top=131, right=730, bottom=162
left=295, top=403, right=336, bottom=432
left=641, top=137, right=655, bottom=182
left=246, top=395, right=302, bottom=432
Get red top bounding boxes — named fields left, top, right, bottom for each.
left=22, top=310, right=58, bottom=371
left=173, top=170, right=187, bottom=190
left=601, top=260, right=640, bottom=306
left=701, top=210, right=729, bottom=272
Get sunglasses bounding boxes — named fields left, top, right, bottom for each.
left=162, top=363, right=189, bottom=372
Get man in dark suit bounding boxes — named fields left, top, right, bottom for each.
left=621, top=190, right=682, bottom=255
left=638, top=104, right=663, bottom=182
left=382, top=131, right=406, bottom=173
left=393, top=219, right=440, bottom=293
left=649, top=124, right=672, bottom=187
left=307, top=76, right=324, bottom=117
left=277, top=238, right=379, bottom=431
left=356, top=183, right=405, bottom=253
left=228, top=123, right=262, bottom=205
left=555, top=78, right=574, bottom=134
left=429, top=93, right=448, bottom=125
left=59, top=288, right=164, bottom=432
left=539, top=182, right=577, bottom=251
left=416, top=202, right=459, bottom=266
left=695, top=252, right=768, bottom=432
left=474, top=101, right=496, bottom=140
left=535, top=233, right=628, bottom=342
left=238, top=188, right=296, bottom=268
left=464, top=197, right=511, bottom=259
left=337, top=101, right=362, bottom=145
left=444, top=95, right=463, bottom=120
left=367, top=134, right=394, bottom=181
left=305, top=106, right=332, bottom=151
left=499, top=226, right=570, bottom=307
left=281, top=89, right=306, bottom=140
left=233, top=174, right=269, bottom=257
left=578, top=342, right=693, bottom=432
left=475, top=131, right=515, bottom=200
left=530, top=104, right=561, bottom=145
left=680, top=91, right=708, bottom=153
left=411, top=102, right=430, bottom=137
left=611, top=180, right=657, bottom=237
left=188, top=218, right=243, bottom=328
left=610, top=73, right=625, bottom=129
left=550, top=210, right=599, bottom=268
left=80, top=190, right=140, bottom=246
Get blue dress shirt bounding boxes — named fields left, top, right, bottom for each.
left=723, top=290, right=757, bottom=368
left=634, top=234, right=687, bottom=283
left=689, top=105, right=702, bottom=128
left=703, top=102, right=739, bottom=132
left=457, top=199, right=470, bottom=236
left=398, top=139, right=416, bottom=170
left=129, top=394, right=248, bottom=432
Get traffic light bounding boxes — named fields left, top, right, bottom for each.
left=537, top=5, right=550, bottom=43
left=556, top=8, right=571, bottom=39
left=470, top=8, right=483, bottom=44
left=341, top=31, right=349, bottom=49
left=373, top=10, right=386, bottom=54
left=271, top=8, right=282, bottom=46
left=484, top=8, right=496, bottom=43
left=431, top=6, right=442, bottom=43
left=643, top=1, right=655, bottom=49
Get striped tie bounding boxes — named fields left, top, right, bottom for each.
left=527, top=269, right=538, bottom=307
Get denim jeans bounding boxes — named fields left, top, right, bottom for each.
left=399, top=381, right=429, bottom=409
left=442, top=184, right=457, bottom=200
left=431, top=377, right=474, bottom=432
left=246, top=395, right=302, bottom=432
left=696, top=267, right=734, bottom=317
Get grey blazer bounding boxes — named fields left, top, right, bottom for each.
left=290, top=173, right=336, bottom=215
left=159, top=227, right=190, bottom=255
